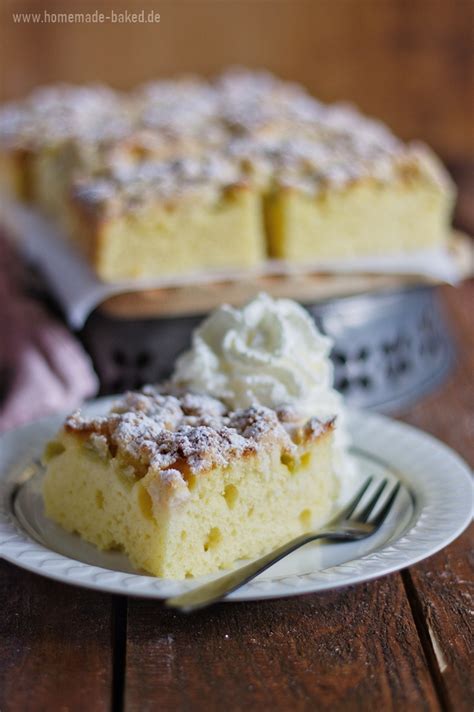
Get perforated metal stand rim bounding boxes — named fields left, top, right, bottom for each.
left=80, top=286, right=454, bottom=413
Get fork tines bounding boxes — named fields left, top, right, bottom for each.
left=344, top=476, right=401, bottom=527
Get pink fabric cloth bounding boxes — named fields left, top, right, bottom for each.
left=0, top=236, right=98, bottom=432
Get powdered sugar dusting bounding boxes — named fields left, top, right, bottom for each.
left=0, top=83, right=129, bottom=148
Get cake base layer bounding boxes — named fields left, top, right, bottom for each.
left=267, top=174, right=453, bottom=261
left=42, top=428, right=336, bottom=579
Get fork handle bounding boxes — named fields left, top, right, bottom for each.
left=165, top=529, right=352, bottom=612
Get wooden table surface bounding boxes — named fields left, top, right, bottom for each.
left=0, top=280, right=472, bottom=712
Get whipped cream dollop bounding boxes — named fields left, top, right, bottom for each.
left=171, top=293, right=356, bottom=496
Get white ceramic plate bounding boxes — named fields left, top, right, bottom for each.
left=0, top=399, right=472, bottom=600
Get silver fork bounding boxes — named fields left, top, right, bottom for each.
left=165, top=476, right=401, bottom=612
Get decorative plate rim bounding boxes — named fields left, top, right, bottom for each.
left=0, top=402, right=472, bottom=600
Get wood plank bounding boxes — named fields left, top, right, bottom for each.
left=398, top=280, right=474, bottom=711
left=124, top=575, right=440, bottom=712
left=402, top=528, right=474, bottom=712
left=0, top=559, right=115, bottom=712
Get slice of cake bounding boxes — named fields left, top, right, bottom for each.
left=0, top=83, right=126, bottom=206
left=264, top=139, right=454, bottom=261
left=42, top=294, right=351, bottom=579
left=42, top=389, right=337, bottom=579
left=70, top=155, right=265, bottom=282
left=0, top=103, right=36, bottom=201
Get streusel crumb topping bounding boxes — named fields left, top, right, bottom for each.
left=1, top=69, right=448, bottom=210
left=64, top=386, right=333, bottom=480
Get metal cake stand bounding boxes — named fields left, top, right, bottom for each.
left=80, top=286, right=454, bottom=413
